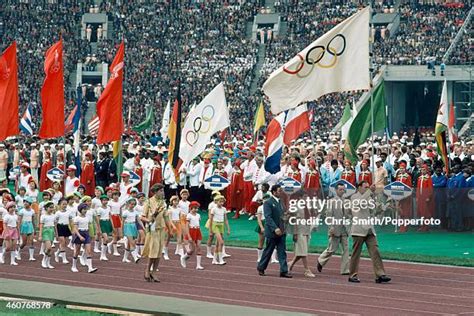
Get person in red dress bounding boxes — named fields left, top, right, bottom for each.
left=396, top=161, right=413, bottom=233
left=358, top=159, right=372, bottom=185
left=288, top=160, right=302, bottom=183
left=39, top=151, right=53, bottom=191
left=416, top=163, right=434, bottom=231
left=341, top=160, right=356, bottom=186
left=304, top=159, right=321, bottom=198
left=148, top=156, right=162, bottom=197
left=228, top=159, right=244, bottom=218
left=81, top=152, right=96, bottom=196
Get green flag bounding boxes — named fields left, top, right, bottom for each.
left=113, top=140, right=123, bottom=176
left=132, top=106, right=154, bottom=132
left=344, top=82, right=387, bottom=163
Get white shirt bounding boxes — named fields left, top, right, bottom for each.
left=178, top=200, right=190, bottom=216
left=55, top=210, right=72, bottom=225
left=187, top=212, right=201, bottom=228
left=122, top=209, right=139, bottom=223
left=97, top=205, right=111, bottom=220
left=242, top=159, right=257, bottom=182
left=3, top=213, right=18, bottom=227
left=26, top=189, right=39, bottom=203
left=67, top=204, right=77, bottom=218
left=41, top=214, right=56, bottom=227
left=199, top=164, right=214, bottom=186
left=52, top=191, right=63, bottom=205
left=86, top=209, right=96, bottom=223
left=168, top=206, right=181, bottom=221
left=65, top=176, right=80, bottom=196
left=18, top=208, right=34, bottom=222
left=91, top=197, right=101, bottom=210
left=135, top=203, right=145, bottom=216
left=15, top=195, right=25, bottom=208
left=108, top=200, right=122, bottom=215
left=211, top=206, right=226, bottom=223
left=19, top=173, right=33, bottom=190
left=162, top=162, right=177, bottom=187
left=74, top=215, right=90, bottom=231
left=0, top=206, right=6, bottom=220
left=187, top=162, right=202, bottom=187
left=119, top=182, right=134, bottom=204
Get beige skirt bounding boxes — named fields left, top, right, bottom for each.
left=294, top=234, right=310, bottom=257
left=142, top=229, right=167, bottom=259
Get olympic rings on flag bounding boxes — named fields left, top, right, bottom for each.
left=185, top=105, right=215, bottom=146
left=283, top=34, right=346, bottom=76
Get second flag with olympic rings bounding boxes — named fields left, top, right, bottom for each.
left=179, top=82, right=230, bottom=165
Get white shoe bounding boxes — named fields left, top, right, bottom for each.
left=122, top=257, right=131, bottom=263
left=248, top=215, right=255, bottom=220
left=93, top=248, right=100, bottom=253
left=196, top=265, right=204, bottom=270
left=10, top=261, right=18, bottom=266
left=71, top=266, right=79, bottom=273
left=88, top=267, right=98, bottom=273
left=107, top=243, right=112, bottom=254
left=100, top=256, right=108, bottom=261
left=29, top=257, right=36, bottom=262
left=54, top=252, right=59, bottom=263
left=223, top=253, right=231, bottom=258
left=206, top=253, right=214, bottom=259
left=15, top=251, right=21, bottom=260
left=271, top=258, right=279, bottom=264
left=113, top=251, right=120, bottom=256
left=47, top=263, right=55, bottom=269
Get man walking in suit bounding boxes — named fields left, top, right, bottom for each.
left=348, top=180, right=391, bottom=283
left=257, top=184, right=292, bottom=278
left=317, top=183, right=350, bottom=275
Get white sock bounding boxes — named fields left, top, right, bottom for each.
left=10, top=252, right=16, bottom=264
left=123, top=249, right=129, bottom=261
left=196, top=255, right=202, bottom=268
left=29, top=247, right=35, bottom=259
left=72, top=258, right=77, bottom=269
left=257, top=249, right=263, bottom=262
left=87, top=257, right=94, bottom=271
left=206, top=245, right=212, bottom=255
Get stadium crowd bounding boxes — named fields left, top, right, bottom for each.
left=1, top=1, right=471, bottom=137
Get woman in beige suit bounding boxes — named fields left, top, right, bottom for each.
left=141, top=183, right=174, bottom=282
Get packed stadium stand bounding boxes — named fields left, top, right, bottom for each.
left=0, top=0, right=472, bottom=137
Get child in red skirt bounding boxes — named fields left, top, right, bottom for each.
left=180, top=201, right=204, bottom=270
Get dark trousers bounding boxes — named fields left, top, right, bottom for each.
left=164, top=185, right=177, bottom=204
left=448, top=200, right=463, bottom=230
left=257, top=235, right=288, bottom=274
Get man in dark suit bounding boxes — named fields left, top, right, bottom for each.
left=95, top=151, right=109, bottom=189
left=257, top=184, right=292, bottom=278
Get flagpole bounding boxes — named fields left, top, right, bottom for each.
left=308, top=103, right=325, bottom=200
left=369, top=6, right=376, bottom=183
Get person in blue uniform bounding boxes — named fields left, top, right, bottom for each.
left=447, top=165, right=467, bottom=232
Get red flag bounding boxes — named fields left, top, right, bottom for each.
left=0, top=41, right=19, bottom=141
left=96, top=42, right=125, bottom=144
left=39, top=39, right=65, bottom=139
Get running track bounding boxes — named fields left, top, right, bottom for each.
left=1, top=246, right=473, bottom=315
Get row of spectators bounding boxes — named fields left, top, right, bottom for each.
left=0, top=1, right=471, bottom=138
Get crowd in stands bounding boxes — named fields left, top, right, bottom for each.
left=0, top=1, right=471, bottom=137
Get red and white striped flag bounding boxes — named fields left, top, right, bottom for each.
left=88, top=115, right=100, bottom=136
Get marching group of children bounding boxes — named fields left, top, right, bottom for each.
left=0, top=183, right=240, bottom=273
